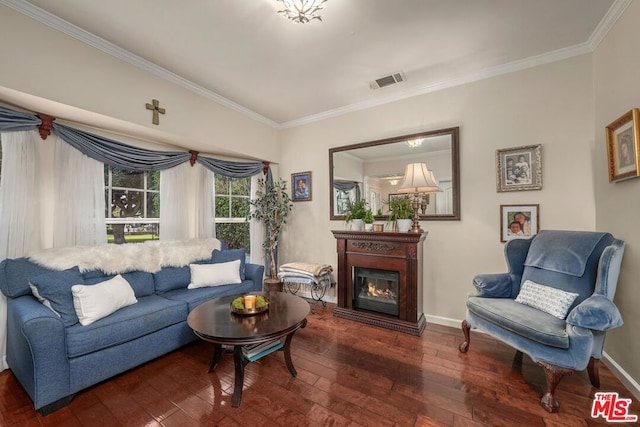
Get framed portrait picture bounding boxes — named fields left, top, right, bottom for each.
left=500, top=204, right=539, bottom=242
left=496, top=145, right=542, bottom=192
left=606, top=108, right=640, bottom=182
left=291, top=171, right=312, bottom=202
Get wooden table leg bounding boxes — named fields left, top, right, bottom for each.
left=232, top=345, right=245, bottom=407
left=208, top=344, right=224, bottom=373
left=284, top=318, right=307, bottom=377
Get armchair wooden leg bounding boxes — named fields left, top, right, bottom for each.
left=537, top=360, right=574, bottom=413
left=588, top=357, right=601, bottom=388
left=459, top=320, right=471, bottom=353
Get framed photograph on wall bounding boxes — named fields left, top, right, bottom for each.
left=291, top=171, right=312, bottom=202
left=496, top=144, right=542, bottom=192
left=606, top=108, right=640, bottom=182
left=500, top=204, right=539, bottom=242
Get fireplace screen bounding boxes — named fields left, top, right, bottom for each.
left=353, top=267, right=399, bottom=316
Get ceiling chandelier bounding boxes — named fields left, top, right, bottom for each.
left=405, top=138, right=423, bottom=149
left=277, top=0, right=327, bottom=23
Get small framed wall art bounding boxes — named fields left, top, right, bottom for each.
left=606, top=108, right=640, bottom=182
left=496, top=144, right=542, bottom=192
left=500, top=204, right=539, bottom=242
left=291, top=171, right=312, bottom=202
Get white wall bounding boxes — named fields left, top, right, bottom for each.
left=333, top=152, right=364, bottom=181
left=0, top=5, right=279, bottom=162
left=594, top=0, right=640, bottom=384
left=279, top=54, right=596, bottom=321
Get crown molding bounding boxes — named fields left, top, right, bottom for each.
left=587, top=0, right=632, bottom=50
left=280, top=41, right=593, bottom=129
left=0, top=0, right=280, bottom=129
left=2, top=0, right=630, bottom=131
left=279, top=0, right=633, bottom=129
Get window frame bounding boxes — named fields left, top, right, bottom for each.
left=104, top=166, right=161, bottom=242
left=214, top=175, right=251, bottom=252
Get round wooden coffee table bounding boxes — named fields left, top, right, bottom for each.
left=187, top=291, right=310, bottom=407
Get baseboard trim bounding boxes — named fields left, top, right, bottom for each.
left=426, top=315, right=640, bottom=400
left=603, top=352, right=640, bottom=401
left=426, top=314, right=462, bottom=329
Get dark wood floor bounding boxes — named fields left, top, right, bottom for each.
left=1, top=303, right=639, bottom=426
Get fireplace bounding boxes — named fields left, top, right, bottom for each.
left=354, top=267, right=399, bottom=316
left=332, top=230, right=426, bottom=335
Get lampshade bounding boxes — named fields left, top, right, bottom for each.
left=397, top=163, right=442, bottom=194
left=277, top=0, right=327, bottom=23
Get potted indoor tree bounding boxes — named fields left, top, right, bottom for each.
left=387, top=195, right=414, bottom=232
left=248, top=178, right=292, bottom=291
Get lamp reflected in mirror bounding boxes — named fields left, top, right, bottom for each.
left=397, top=163, right=442, bottom=233
left=328, top=127, right=460, bottom=221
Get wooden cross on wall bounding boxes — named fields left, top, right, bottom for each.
left=145, top=99, right=165, bottom=125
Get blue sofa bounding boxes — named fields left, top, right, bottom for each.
left=0, top=239, right=264, bottom=414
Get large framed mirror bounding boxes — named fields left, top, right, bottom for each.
left=329, top=127, right=460, bottom=221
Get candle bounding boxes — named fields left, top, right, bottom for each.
left=244, top=295, right=256, bottom=309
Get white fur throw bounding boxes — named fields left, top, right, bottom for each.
left=29, top=238, right=222, bottom=274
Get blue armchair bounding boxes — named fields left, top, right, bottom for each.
left=459, top=230, right=625, bottom=413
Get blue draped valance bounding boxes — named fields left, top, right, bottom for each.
left=53, top=123, right=191, bottom=172
left=334, top=179, right=361, bottom=201
left=197, top=156, right=264, bottom=178
left=0, top=106, right=268, bottom=177
left=0, top=107, right=40, bottom=132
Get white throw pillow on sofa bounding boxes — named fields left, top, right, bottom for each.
left=515, top=279, right=578, bottom=319
left=72, top=274, right=138, bottom=326
left=188, top=260, right=242, bottom=289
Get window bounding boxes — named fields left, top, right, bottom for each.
left=214, top=175, right=250, bottom=253
left=105, top=166, right=160, bottom=244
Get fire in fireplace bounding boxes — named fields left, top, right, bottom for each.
left=354, top=267, right=399, bottom=316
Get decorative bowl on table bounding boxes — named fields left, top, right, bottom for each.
left=230, top=295, right=269, bottom=315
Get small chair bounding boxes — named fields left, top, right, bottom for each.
left=459, top=230, right=625, bottom=412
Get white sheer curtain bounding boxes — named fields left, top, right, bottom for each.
left=53, top=135, right=107, bottom=247
left=0, top=130, right=43, bottom=371
left=159, top=162, right=190, bottom=240
left=249, top=174, right=265, bottom=266
left=194, top=164, right=214, bottom=238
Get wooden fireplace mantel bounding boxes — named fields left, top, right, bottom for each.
left=332, top=230, right=426, bottom=336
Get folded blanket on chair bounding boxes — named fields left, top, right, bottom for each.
left=279, top=262, right=333, bottom=277
left=523, top=230, right=609, bottom=277
left=280, top=273, right=333, bottom=288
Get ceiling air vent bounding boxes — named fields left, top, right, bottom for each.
left=369, top=71, right=406, bottom=90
